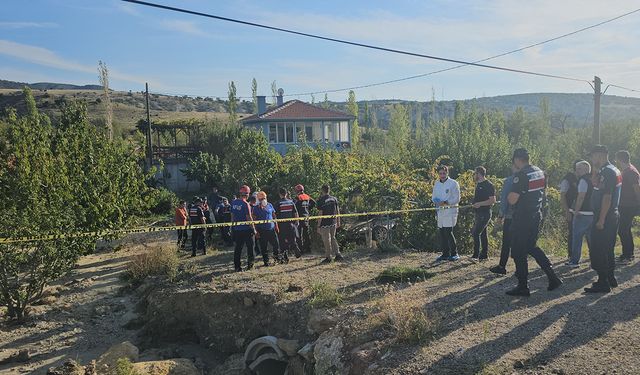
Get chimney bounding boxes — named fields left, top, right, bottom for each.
left=257, top=95, right=266, bottom=115
left=276, top=88, right=284, bottom=106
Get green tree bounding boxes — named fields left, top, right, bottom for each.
left=323, top=93, right=329, bottom=109
left=388, top=103, right=410, bottom=155
left=346, top=90, right=360, bottom=149
left=251, top=78, right=258, bottom=114
left=228, top=81, right=238, bottom=125
left=0, top=88, right=149, bottom=320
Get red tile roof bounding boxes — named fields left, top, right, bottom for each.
left=242, top=100, right=354, bottom=123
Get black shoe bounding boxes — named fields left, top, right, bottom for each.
left=608, top=276, right=618, bottom=288
left=191, top=253, right=197, bottom=257
left=547, top=276, right=563, bottom=291
left=506, top=285, right=530, bottom=297
left=246, top=264, right=254, bottom=271
left=320, top=258, right=332, bottom=264
left=235, top=267, right=243, bottom=272
left=334, top=254, right=344, bottom=261
left=489, top=265, right=507, bottom=275
left=293, top=247, right=302, bottom=258
left=478, top=257, right=488, bottom=262
left=584, top=283, right=610, bottom=293
left=283, top=255, right=289, bottom=264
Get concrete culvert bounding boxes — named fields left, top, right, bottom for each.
left=244, top=336, right=289, bottom=375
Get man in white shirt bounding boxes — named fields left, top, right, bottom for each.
left=568, top=160, right=593, bottom=267
left=432, top=165, right=461, bottom=261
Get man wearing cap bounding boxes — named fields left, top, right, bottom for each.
left=615, top=150, right=640, bottom=262
left=215, top=197, right=233, bottom=246
left=231, top=185, right=256, bottom=271
left=585, top=145, right=622, bottom=293
left=274, top=188, right=301, bottom=262
left=506, top=148, right=562, bottom=296
left=432, top=165, right=461, bottom=262
left=293, top=184, right=316, bottom=253
left=253, top=191, right=281, bottom=266
left=189, top=197, right=207, bottom=257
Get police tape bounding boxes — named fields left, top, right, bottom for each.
left=0, top=204, right=478, bottom=244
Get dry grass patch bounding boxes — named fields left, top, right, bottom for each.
left=377, top=266, right=435, bottom=284
left=370, top=290, right=439, bottom=344
left=308, top=281, right=345, bottom=308
left=125, top=245, right=179, bottom=284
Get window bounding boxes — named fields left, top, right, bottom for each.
left=305, top=124, right=313, bottom=142
left=325, top=122, right=337, bottom=142
left=277, top=122, right=285, bottom=143
left=269, top=124, right=277, bottom=143
left=285, top=122, right=294, bottom=143
left=312, top=122, right=322, bottom=141
left=339, top=121, right=349, bottom=142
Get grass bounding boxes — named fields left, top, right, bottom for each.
left=125, top=245, right=179, bottom=285
left=376, top=266, right=435, bottom=284
left=370, top=290, right=439, bottom=344
left=116, top=358, right=141, bottom=375
left=308, top=281, right=344, bottom=308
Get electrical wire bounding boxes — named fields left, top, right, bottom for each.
left=122, top=0, right=589, bottom=86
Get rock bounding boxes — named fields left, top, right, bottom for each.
left=349, top=348, right=379, bottom=375
left=131, top=358, right=199, bottom=375
left=1, top=349, right=31, bottom=365
left=243, top=297, right=254, bottom=307
left=552, top=369, right=566, bottom=375
left=307, top=309, right=338, bottom=335
left=211, top=354, right=245, bottom=374
left=297, top=343, right=315, bottom=363
left=513, top=360, right=525, bottom=369
left=314, top=331, right=347, bottom=375
left=96, top=341, right=139, bottom=373
left=46, top=360, right=84, bottom=375
left=276, top=338, right=301, bottom=357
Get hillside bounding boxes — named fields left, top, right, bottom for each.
left=2, top=79, right=640, bottom=132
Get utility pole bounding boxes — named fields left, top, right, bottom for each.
left=145, top=83, right=153, bottom=170
left=593, top=76, right=602, bottom=145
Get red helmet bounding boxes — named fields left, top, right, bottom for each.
left=294, top=184, right=304, bottom=192
left=239, top=185, right=251, bottom=195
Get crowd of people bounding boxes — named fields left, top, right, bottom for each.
left=174, top=184, right=342, bottom=272
left=174, top=145, right=639, bottom=297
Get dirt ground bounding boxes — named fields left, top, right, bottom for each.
left=1, top=230, right=640, bottom=375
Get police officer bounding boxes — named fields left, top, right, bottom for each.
left=202, top=197, right=214, bottom=247
left=253, top=191, right=281, bottom=266
left=189, top=197, right=207, bottom=257
left=274, top=188, right=301, bottom=262
left=231, top=185, right=256, bottom=272
left=506, top=148, right=562, bottom=296
left=490, top=164, right=518, bottom=275
left=585, top=145, right=622, bottom=293
left=293, top=184, right=316, bottom=253
left=215, top=197, right=233, bottom=246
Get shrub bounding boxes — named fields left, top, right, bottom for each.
left=372, top=291, right=438, bottom=344
left=377, top=266, right=434, bottom=284
left=125, top=245, right=179, bottom=285
left=116, top=358, right=141, bottom=375
left=308, top=281, right=344, bottom=308
left=145, top=187, right=178, bottom=215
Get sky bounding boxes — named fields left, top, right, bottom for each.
left=1, top=0, right=639, bottom=102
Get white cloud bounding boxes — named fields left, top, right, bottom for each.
left=0, top=22, right=58, bottom=29
left=0, top=40, right=149, bottom=85
left=160, top=19, right=208, bottom=37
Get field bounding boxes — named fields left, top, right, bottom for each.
left=1, top=225, right=639, bottom=375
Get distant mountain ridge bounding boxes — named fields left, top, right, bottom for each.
left=0, top=79, right=102, bottom=91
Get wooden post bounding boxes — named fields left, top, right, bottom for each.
left=593, top=76, right=601, bottom=145
left=145, top=83, right=153, bottom=170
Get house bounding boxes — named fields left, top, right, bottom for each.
left=242, top=93, right=354, bottom=155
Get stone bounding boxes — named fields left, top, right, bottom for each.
left=513, top=360, right=525, bottom=369
left=349, top=348, right=379, bottom=375
left=307, top=309, right=338, bottom=335
left=276, top=338, right=301, bottom=357
left=314, top=331, right=347, bottom=375
left=96, top=341, right=139, bottom=373
left=131, top=358, right=199, bottom=375
left=243, top=297, right=254, bottom=307
left=46, top=360, right=84, bottom=375
left=297, top=343, right=315, bottom=363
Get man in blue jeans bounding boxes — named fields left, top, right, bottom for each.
left=567, top=160, right=593, bottom=267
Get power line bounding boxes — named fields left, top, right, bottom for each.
left=607, top=84, right=640, bottom=94
left=287, top=8, right=640, bottom=97
left=123, top=0, right=589, bottom=85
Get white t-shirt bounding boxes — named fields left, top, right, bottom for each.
left=577, top=179, right=589, bottom=193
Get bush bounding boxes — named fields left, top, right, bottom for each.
left=308, top=281, right=344, bottom=308
left=372, top=291, right=438, bottom=344
left=116, top=358, right=141, bottom=375
left=125, top=245, right=179, bottom=285
left=145, top=188, right=178, bottom=215
left=377, top=266, right=434, bottom=283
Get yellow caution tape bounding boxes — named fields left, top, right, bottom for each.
left=0, top=204, right=480, bottom=244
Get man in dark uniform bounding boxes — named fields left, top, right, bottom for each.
left=293, top=184, right=316, bottom=254
left=189, top=197, right=207, bottom=257
left=471, top=166, right=496, bottom=261
left=231, top=185, right=256, bottom=272
left=274, top=188, right=301, bottom=262
left=506, top=148, right=562, bottom=296
left=585, top=145, right=622, bottom=293
left=215, top=197, right=233, bottom=246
